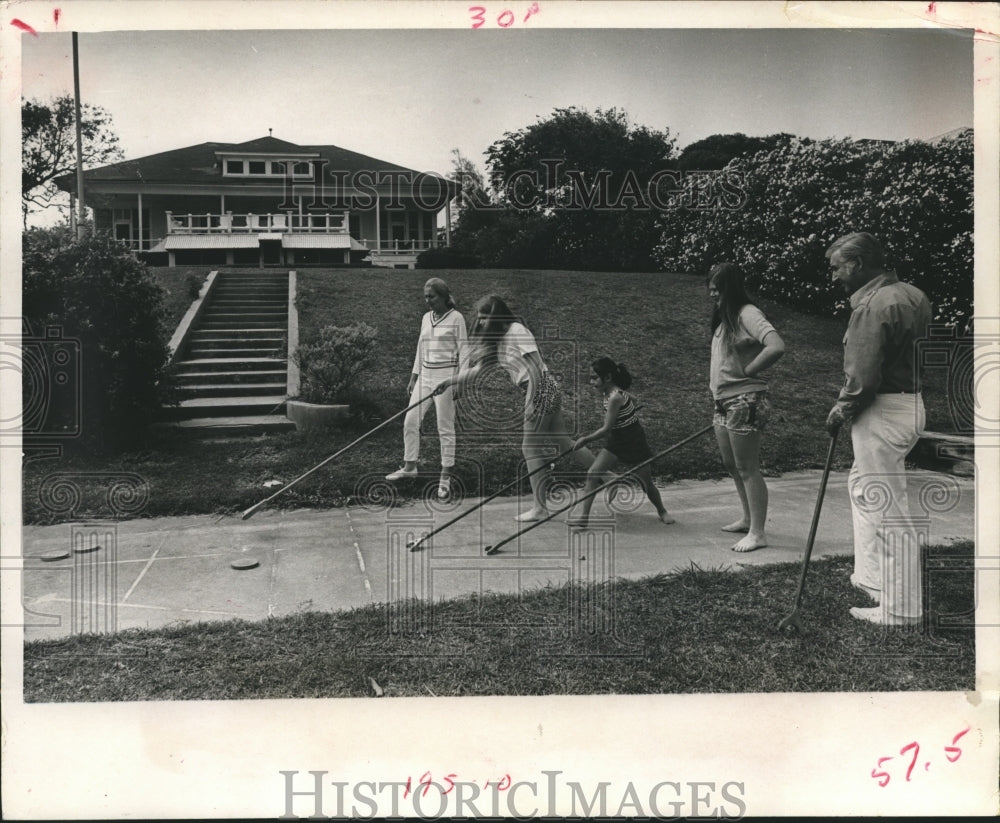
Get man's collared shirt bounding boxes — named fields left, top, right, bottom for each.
left=836, top=271, right=932, bottom=419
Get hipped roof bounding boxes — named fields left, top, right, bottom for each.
left=54, top=135, right=455, bottom=192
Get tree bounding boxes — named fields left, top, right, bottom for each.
left=485, top=106, right=676, bottom=211
left=21, top=95, right=124, bottom=226
left=22, top=227, right=174, bottom=452
left=654, top=132, right=972, bottom=327
left=454, top=107, right=678, bottom=271
left=449, top=148, right=494, bottom=230
left=676, top=132, right=799, bottom=171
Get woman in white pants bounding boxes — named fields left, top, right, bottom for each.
left=386, top=278, right=467, bottom=498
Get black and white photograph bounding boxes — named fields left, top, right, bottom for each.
left=2, top=1, right=998, bottom=818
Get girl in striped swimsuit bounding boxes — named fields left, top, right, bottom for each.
left=568, top=357, right=674, bottom=529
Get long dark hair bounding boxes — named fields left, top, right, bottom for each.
left=592, top=357, right=633, bottom=390
left=469, top=294, right=521, bottom=366
left=707, top=262, right=756, bottom=338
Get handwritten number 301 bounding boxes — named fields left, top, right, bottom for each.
left=469, top=4, right=540, bottom=28
left=871, top=727, right=970, bottom=787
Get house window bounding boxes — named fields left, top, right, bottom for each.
left=248, top=161, right=267, bottom=175
left=225, top=159, right=245, bottom=175
left=271, top=161, right=286, bottom=175
left=293, top=162, right=311, bottom=176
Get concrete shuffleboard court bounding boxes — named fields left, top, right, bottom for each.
left=20, top=469, right=975, bottom=642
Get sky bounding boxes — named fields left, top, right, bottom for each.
left=19, top=26, right=974, bottom=189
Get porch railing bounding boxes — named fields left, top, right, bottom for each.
left=166, top=210, right=350, bottom=234
left=365, top=239, right=438, bottom=254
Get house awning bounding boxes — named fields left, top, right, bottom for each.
left=281, top=235, right=352, bottom=249
left=162, top=235, right=260, bottom=250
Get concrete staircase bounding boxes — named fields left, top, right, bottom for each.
left=163, top=271, right=296, bottom=436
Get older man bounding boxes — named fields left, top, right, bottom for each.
left=825, top=232, right=932, bottom=627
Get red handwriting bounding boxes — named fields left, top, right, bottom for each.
left=469, top=3, right=539, bottom=29
left=403, top=772, right=511, bottom=797
left=871, top=726, right=971, bottom=787
left=10, top=18, right=38, bottom=35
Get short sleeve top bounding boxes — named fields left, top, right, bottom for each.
left=497, top=321, right=544, bottom=385
left=709, top=304, right=777, bottom=400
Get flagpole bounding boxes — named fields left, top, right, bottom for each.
left=72, top=32, right=85, bottom=239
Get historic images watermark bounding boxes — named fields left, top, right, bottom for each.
left=8, top=471, right=149, bottom=639
left=0, top=319, right=82, bottom=441
left=278, top=769, right=747, bottom=819
left=276, top=160, right=748, bottom=214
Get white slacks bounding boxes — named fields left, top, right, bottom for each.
left=848, top=393, right=926, bottom=619
left=403, top=372, right=456, bottom=468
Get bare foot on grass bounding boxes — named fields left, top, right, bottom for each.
left=721, top=520, right=750, bottom=533
left=731, top=533, right=767, bottom=552
left=515, top=508, right=549, bottom=522
left=658, top=511, right=676, bottom=525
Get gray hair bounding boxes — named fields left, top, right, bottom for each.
left=825, top=232, right=887, bottom=270
left=424, top=277, right=455, bottom=309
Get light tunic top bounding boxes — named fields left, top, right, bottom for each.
left=709, top=304, right=778, bottom=400
left=412, top=308, right=468, bottom=375
left=497, top=321, right=546, bottom=385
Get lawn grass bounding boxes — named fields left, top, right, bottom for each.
left=22, top=540, right=975, bottom=700
left=21, top=267, right=962, bottom=524
left=148, top=266, right=209, bottom=332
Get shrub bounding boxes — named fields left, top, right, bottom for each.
left=416, top=247, right=481, bottom=269
left=185, top=272, right=203, bottom=299
left=292, top=323, right=378, bottom=404
left=653, top=132, right=973, bottom=327
left=22, top=228, right=174, bottom=453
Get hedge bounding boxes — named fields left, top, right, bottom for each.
left=653, top=132, right=973, bottom=327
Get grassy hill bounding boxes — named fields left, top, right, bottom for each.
left=21, top=267, right=959, bottom=523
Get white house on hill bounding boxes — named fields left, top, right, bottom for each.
left=55, top=135, right=457, bottom=268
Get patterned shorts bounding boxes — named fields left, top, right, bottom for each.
left=520, top=371, right=562, bottom=420
left=713, top=390, right=770, bottom=435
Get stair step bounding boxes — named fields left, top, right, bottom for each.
left=188, top=348, right=285, bottom=359
left=201, top=311, right=287, bottom=319
left=177, top=382, right=288, bottom=398
left=186, top=336, right=284, bottom=347
left=174, top=357, right=286, bottom=372
left=200, top=321, right=289, bottom=329
left=153, top=415, right=296, bottom=436
left=164, top=395, right=288, bottom=419
left=212, top=285, right=287, bottom=292
left=175, top=369, right=287, bottom=384
left=208, top=300, right=287, bottom=307
left=190, top=328, right=286, bottom=338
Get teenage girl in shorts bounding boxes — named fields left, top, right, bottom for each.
left=707, top=262, right=785, bottom=552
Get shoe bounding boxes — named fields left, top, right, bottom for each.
left=385, top=466, right=418, bottom=481
left=849, top=606, right=921, bottom=627
left=850, top=575, right=881, bottom=604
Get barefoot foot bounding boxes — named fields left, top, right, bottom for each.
left=721, top=520, right=750, bottom=533
left=657, top=511, right=676, bottom=525
left=515, top=508, right=549, bottom=522
left=731, top=533, right=767, bottom=552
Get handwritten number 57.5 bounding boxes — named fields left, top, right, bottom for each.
left=871, top=727, right=970, bottom=787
